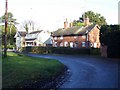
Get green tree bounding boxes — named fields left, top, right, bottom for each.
left=82, top=11, right=107, bottom=26
left=1, top=12, right=18, bottom=45
left=73, top=19, right=84, bottom=26
left=100, top=25, right=120, bottom=58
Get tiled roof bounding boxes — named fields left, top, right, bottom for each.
left=25, top=38, right=36, bottom=41
left=18, top=31, right=27, bottom=37
left=44, top=38, right=52, bottom=44
left=52, top=24, right=96, bottom=36
left=29, top=30, right=43, bottom=34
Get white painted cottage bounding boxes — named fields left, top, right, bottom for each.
left=25, top=30, right=52, bottom=46
left=14, top=31, right=27, bottom=50
left=14, top=30, right=52, bottom=51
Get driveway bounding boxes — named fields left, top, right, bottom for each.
left=27, top=54, right=119, bottom=88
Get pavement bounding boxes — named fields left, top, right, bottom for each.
left=26, top=54, right=119, bottom=88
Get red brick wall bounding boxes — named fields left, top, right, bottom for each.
left=53, top=35, right=89, bottom=48
left=52, top=25, right=100, bottom=48
left=88, top=26, right=100, bottom=48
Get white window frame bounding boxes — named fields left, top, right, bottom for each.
left=70, top=42, right=74, bottom=48
left=82, top=35, right=86, bottom=39
left=60, top=36, right=63, bottom=39
left=54, top=37, right=57, bottom=40
left=64, top=42, right=68, bottom=47
left=82, top=42, right=86, bottom=47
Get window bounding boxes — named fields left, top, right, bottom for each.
left=82, top=42, right=86, bottom=47
left=70, top=42, right=74, bottom=48
left=60, top=43, right=63, bottom=47
left=54, top=37, right=57, bottom=40
left=82, top=35, right=86, bottom=39
left=64, top=42, right=68, bottom=47
left=60, top=36, right=63, bottom=39
left=74, top=42, right=78, bottom=48
left=74, top=36, right=77, bottom=39
left=90, top=43, right=93, bottom=47
left=93, top=42, right=97, bottom=48
left=54, top=42, right=57, bottom=47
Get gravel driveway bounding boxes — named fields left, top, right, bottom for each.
left=26, top=54, right=119, bottom=88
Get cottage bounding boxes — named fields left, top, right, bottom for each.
left=25, top=30, right=51, bottom=46
left=14, top=30, right=52, bottom=51
left=14, top=31, right=27, bottom=50
left=52, top=18, right=100, bottom=48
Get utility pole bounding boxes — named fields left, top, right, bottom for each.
left=4, top=0, right=8, bottom=57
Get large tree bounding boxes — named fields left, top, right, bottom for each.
left=82, top=11, right=107, bottom=26
left=73, top=11, right=107, bottom=26
left=1, top=12, right=18, bottom=45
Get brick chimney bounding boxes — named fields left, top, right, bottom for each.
left=69, top=22, right=73, bottom=28
left=64, top=18, right=68, bottom=29
left=84, top=17, right=90, bottom=26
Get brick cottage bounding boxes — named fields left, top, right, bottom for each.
left=52, top=18, right=100, bottom=48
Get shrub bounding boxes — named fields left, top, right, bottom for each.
left=22, top=46, right=92, bottom=55
left=90, top=48, right=101, bottom=55
left=107, top=31, right=120, bottom=58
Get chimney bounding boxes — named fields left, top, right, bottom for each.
left=64, top=18, right=68, bottom=29
left=84, top=17, right=90, bottom=26
left=69, top=21, right=73, bottom=28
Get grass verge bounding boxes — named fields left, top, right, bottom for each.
left=2, top=52, right=65, bottom=88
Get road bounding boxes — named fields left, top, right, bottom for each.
left=27, top=54, right=119, bottom=88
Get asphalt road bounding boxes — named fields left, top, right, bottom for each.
left=27, top=54, right=119, bottom=88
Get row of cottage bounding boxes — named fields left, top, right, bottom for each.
left=14, top=17, right=100, bottom=51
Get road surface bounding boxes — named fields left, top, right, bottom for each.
left=27, top=54, right=119, bottom=88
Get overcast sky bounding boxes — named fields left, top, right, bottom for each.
left=0, top=0, right=119, bottom=31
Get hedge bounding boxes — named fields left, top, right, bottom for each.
left=100, top=25, right=120, bottom=58
left=107, top=31, right=120, bottom=58
left=22, top=46, right=100, bottom=55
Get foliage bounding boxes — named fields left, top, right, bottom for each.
left=82, top=11, right=107, bottom=26
left=73, top=20, right=84, bottom=26
left=100, top=25, right=120, bottom=45
left=107, top=31, right=120, bottom=58
left=1, top=25, right=17, bottom=45
left=2, top=52, right=65, bottom=88
left=22, top=46, right=101, bottom=55
left=100, top=25, right=120, bottom=58
left=73, top=11, right=107, bottom=26
left=2, top=45, right=16, bottom=49
left=0, top=12, right=18, bottom=45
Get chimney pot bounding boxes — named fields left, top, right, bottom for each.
left=84, top=17, right=90, bottom=26
left=64, top=18, right=68, bottom=29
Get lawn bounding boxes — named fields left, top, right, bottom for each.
left=2, top=52, right=65, bottom=88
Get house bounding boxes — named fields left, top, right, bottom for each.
left=52, top=18, right=100, bottom=48
left=14, top=30, right=52, bottom=51
left=14, top=31, right=27, bottom=51
left=25, top=30, right=51, bottom=46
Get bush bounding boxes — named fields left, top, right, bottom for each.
left=107, top=31, right=120, bottom=58
left=2, top=45, right=15, bottom=49
left=22, top=46, right=101, bottom=55
left=90, top=48, right=101, bottom=55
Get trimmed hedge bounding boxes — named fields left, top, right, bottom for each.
left=22, top=46, right=100, bottom=55
left=100, top=25, right=120, bottom=58
left=107, top=31, right=120, bottom=58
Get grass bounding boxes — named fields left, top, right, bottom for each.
left=2, top=52, right=65, bottom=88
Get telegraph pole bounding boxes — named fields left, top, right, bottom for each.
left=4, top=0, right=8, bottom=57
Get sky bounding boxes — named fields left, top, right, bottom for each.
left=0, top=0, right=119, bottom=31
